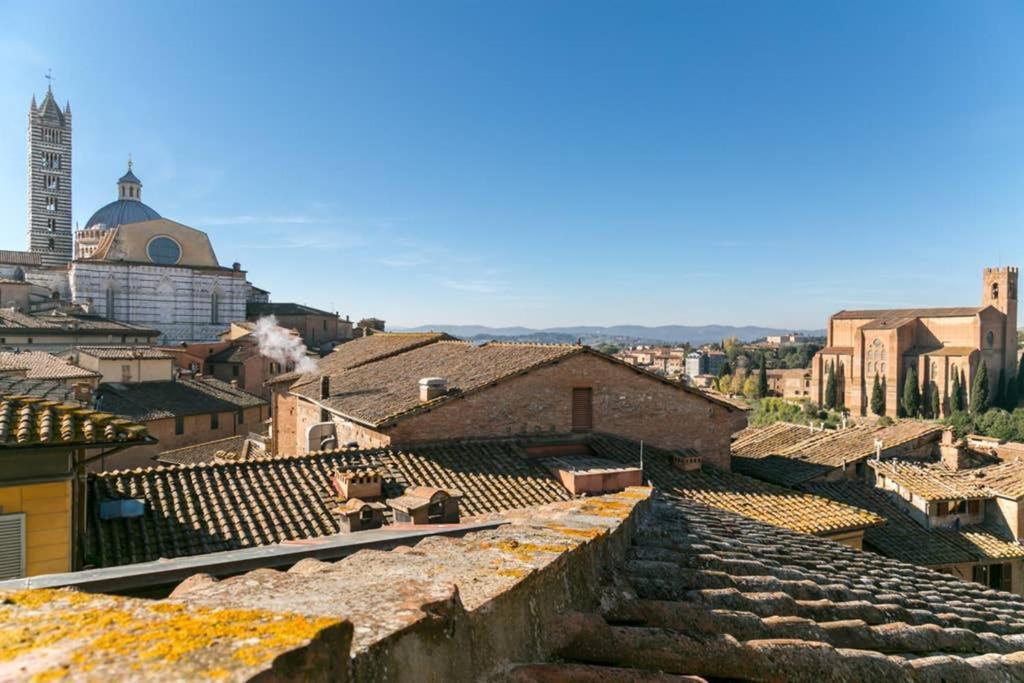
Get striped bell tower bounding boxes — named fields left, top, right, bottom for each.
left=27, top=75, right=73, bottom=266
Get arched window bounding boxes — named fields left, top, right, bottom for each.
left=210, top=290, right=220, bottom=325
left=992, top=282, right=1000, bottom=301
left=105, top=287, right=116, bottom=318
left=12, top=267, right=24, bottom=282
left=47, top=238, right=55, bottom=251
left=987, top=330, right=995, bottom=348
left=931, top=362, right=938, bottom=378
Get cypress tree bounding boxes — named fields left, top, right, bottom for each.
left=951, top=372, right=963, bottom=412
left=902, top=367, right=920, bottom=418
left=959, top=369, right=968, bottom=411
left=929, top=381, right=940, bottom=419
left=1009, top=374, right=1019, bottom=411
left=971, top=361, right=989, bottom=414
left=871, top=374, right=885, bottom=416
left=757, top=356, right=768, bottom=399
left=824, top=363, right=837, bottom=410
left=718, top=360, right=731, bottom=378
left=996, top=369, right=1007, bottom=410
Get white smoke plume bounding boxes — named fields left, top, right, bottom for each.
left=252, top=315, right=318, bottom=374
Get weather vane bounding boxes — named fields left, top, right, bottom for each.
left=44, top=69, right=54, bottom=90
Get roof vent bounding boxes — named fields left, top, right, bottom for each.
left=419, top=377, right=447, bottom=402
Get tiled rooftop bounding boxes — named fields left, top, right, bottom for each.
left=0, top=377, right=81, bottom=404
left=872, top=458, right=1024, bottom=502
left=0, top=350, right=98, bottom=380
left=542, top=492, right=1024, bottom=680
left=85, top=433, right=882, bottom=568
left=0, top=308, right=158, bottom=334
left=810, top=480, right=1024, bottom=566
left=732, top=421, right=943, bottom=486
left=154, top=435, right=247, bottom=466
left=95, top=377, right=266, bottom=421
left=833, top=306, right=983, bottom=320
left=293, top=340, right=740, bottom=427
left=75, top=346, right=172, bottom=360
left=271, top=331, right=450, bottom=385
left=0, top=393, right=148, bottom=447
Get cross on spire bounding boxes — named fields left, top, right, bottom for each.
left=44, top=68, right=54, bottom=92
left=128, top=153, right=133, bottom=171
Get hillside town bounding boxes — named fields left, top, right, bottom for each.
left=5, top=42, right=1024, bottom=683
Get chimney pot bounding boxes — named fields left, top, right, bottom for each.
left=419, top=377, right=447, bottom=402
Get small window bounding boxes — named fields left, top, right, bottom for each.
left=320, top=408, right=330, bottom=422
left=936, top=501, right=949, bottom=516
left=175, top=415, right=184, bottom=435
left=968, top=499, right=981, bottom=515
left=427, top=499, right=445, bottom=522
left=211, top=413, right=219, bottom=430
left=987, top=330, right=995, bottom=348
left=237, top=409, right=244, bottom=425
left=323, top=320, right=327, bottom=330
left=992, top=282, right=1000, bottom=301
left=232, top=365, right=239, bottom=377
left=121, top=364, right=131, bottom=383
left=571, top=387, right=593, bottom=431
left=359, top=507, right=373, bottom=522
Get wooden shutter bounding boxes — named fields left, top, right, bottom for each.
left=0, top=513, right=25, bottom=580
left=572, top=388, right=593, bottom=431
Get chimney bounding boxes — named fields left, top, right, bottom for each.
left=320, top=375, right=330, bottom=399
left=419, top=377, right=447, bottom=402
left=331, top=468, right=383, bottom=501
left=672, top=453, right=702, bottom=472
left=230, top=379, right=238, bottom=388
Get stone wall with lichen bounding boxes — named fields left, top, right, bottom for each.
left=0, top=487, right=651, bottom=682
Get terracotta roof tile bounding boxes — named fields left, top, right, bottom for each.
left=75, top=346, right=172, bottom=360
left=809, top=480, right=1024, bottom=565
left=733, top=421, right=944, bottom=486
left=96, top=377, right=266, bottom=421
left=0, top=393, right=148, bottom=448
left=0, top=351, right=99, bottom=380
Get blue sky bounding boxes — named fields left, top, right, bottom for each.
left=0, top=1, right=1021, bottom=329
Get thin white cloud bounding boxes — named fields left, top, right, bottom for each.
left=239, top=233, right=365, bottom=250
left=441, top=277, right=507, bottom=294
left=201, top=214, right=329, bottom=226
left=377, top=253, right=429, bottom=268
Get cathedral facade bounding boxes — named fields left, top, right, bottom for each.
left=811, top=267, right=1019, bottom=418
left=1, top=85, right=259, bottom=343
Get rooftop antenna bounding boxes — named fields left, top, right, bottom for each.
left=874, top=438, right=884, bottom=460
left=639, top=440, right=644, bottom=475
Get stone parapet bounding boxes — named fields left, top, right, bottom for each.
left=0, top=487, right=652, bottom=681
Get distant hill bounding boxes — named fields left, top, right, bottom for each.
left=393, top=324, right=825, bottom=346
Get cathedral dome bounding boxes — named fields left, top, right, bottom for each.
left=84, top=161, right=161, bottom=229
left=84, top=199, right=161, bottom=229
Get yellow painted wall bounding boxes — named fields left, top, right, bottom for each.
left=0, top=480, right=71, bottom=576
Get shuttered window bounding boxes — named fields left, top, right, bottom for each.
left=0, top=513, right=25, bottom=580
left=571, top=388, right=593, bottom=431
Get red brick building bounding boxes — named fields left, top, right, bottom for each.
left=271, top=333, right=747, bottom=469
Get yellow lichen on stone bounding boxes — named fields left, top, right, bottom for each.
left=545, top=524, right=606, bottom=540
left=1, top=588, right=341, bottom=678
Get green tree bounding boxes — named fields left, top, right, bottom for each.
left=757, top=355, right=769, bottom=399
left=929, top=381, right=940, bottom=419
left=901, top=367, right=920, bottom=418
left=996, top=369, right=1007, bottom=410
left=959, top=369, right=968, bottom=411
left=950, top=372, right=963, bottom=412
left=718, top=360, right=732, bottom=378
left=824, top=363, right=837, bottom=410
left=1009, top=374, right=1020, bottom=411
left=971, top=361, right=989, bottom=414
left=742, top=376, right=758, bottom=397
left=871, top=374, right=886, bottom=416
left=717, top=373, right=732, bottom=393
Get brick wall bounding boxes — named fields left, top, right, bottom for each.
left=385, top=353, right=745, bottom=469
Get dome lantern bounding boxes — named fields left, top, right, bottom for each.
left=117, top=157, right=142, bottom=201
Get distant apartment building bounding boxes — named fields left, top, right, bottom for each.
left=766, top=333, right=809, bottom=345
left=685, top=350, right=726, bottom=377
left=766, top=368, right=813, bottom=401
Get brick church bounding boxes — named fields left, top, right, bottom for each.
left=811, top=267, right=1019, bottom=417
left=0, top=83, right=261, bottom=342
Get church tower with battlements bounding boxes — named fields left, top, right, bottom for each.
left=27, top=81, right=73, bottom=266
left=983, top=266, right=1019, bottom=377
